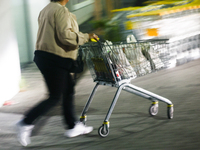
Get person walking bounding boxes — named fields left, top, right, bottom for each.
left=15, top=0, right=98, bottom=147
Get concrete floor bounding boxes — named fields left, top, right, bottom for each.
left=0, top=59, right=200, bottom=150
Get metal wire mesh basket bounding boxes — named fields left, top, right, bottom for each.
left=80, top=39, right=169, bottom=84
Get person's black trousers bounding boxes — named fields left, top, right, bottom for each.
left=23, top=51, right=77, bottom=129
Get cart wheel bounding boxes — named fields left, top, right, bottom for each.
left=149, top=103, right=159, bottom=116
left=167, top=105, right=174, bottom=119
left=98, top=125, right=109, bottom=138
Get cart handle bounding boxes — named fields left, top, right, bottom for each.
left=91, top=38, right=100, bottom=42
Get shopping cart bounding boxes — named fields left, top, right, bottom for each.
left=79, top=39, right=174, bottom=137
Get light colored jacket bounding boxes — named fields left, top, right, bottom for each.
left=35, top=2, right=89, bottom=60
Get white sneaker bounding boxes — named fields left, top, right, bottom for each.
left=15, top=120, right=34, bottom=147
left=64, top=122, right=93, bottom=138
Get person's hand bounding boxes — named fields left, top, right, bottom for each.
left=89, top=33, right=99, bottom=41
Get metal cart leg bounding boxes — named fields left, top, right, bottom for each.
left=123, top=84, right=174, bottom=119
left=80, top=82, right=99, bottom=123
left=98, top=83, right=174, bottom=137
left=122, top=84, right=173, bottom=105
left=98, top=83, right=127, bottom=137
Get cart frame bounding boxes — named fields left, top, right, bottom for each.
left=79, top=40, right=174, bottom=137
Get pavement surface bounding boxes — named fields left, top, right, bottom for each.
left=0, top=58, right=200, bottom=150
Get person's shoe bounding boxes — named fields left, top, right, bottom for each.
left=64, top=122, right=93, bottom=138
left=15, top=120, right=34, bottom=147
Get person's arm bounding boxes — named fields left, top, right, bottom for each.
left=55, top=7, right=86, bottom=47
left=55, top=7, right=98, bottom=47
left=79, top=32, right=99, bottom=43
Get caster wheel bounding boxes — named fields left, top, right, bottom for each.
left=98, top=125, right=109, bottom=137
left=149, top=103, right=159, bottom=116
left=167, top=105, right=174, bottom=119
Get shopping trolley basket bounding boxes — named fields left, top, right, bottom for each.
left=79, top=39, right=174, bottom=137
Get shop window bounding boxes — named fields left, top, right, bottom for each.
left=72, top=0, right=94, bottom=10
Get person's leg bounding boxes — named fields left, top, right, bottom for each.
left=63, top=73, right=93, bottom=138
left=62, top=73, right=76, bottom=129
left=23, top=56, right=67, bottom=125
left=16, top=55, right=68, bottom=146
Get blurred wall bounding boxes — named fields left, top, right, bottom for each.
left=67, top=0, right=95, bottom=25
left=11, top=0, right=49, bottom=66
left=11, top=0, right=30, bottom=64
left=0, top=0, right=21, bottom=106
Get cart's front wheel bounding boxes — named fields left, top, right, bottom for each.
left=149, top=103, right=159, bottom=116
left=98, top=125, right=109, bottom=137
left=167, top=105, right=174, bottom=119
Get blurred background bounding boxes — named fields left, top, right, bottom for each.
left=0, top=0, right=200, bottom=107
